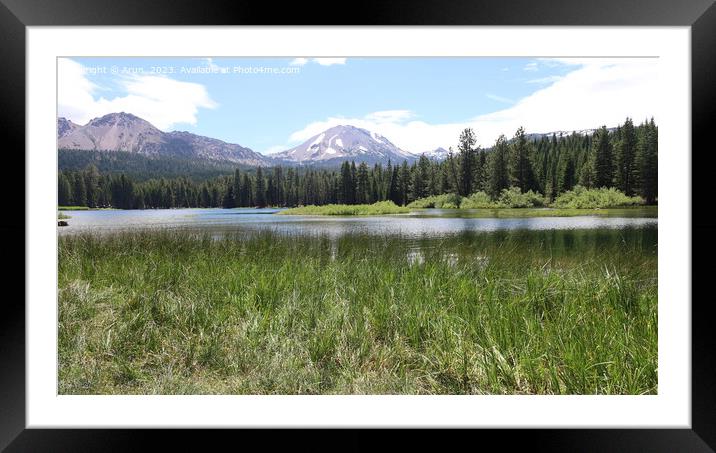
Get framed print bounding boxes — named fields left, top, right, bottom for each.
left=3, top=0, right=715, bottom=450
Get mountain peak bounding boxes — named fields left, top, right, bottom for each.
left=87, top=112, right=153, bottom=128
left=57, top=117, right=80, bottom=138
left=422, top=147, right=450, bottom=160
left=272, top=125, right=414, bottom=165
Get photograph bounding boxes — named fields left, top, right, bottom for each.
left=56, top=56, right=659, bottom=396
left=0, top=0, right=710, bottom=443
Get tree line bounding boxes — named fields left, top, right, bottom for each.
left=58, top=118, right=657, bottom=209
left=59, top=148, right=243, bottom=182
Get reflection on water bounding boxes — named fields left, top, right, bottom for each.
left=60, top=207, right=658, bottom=239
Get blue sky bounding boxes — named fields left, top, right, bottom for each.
left=59, top=57, right=658, bottom=153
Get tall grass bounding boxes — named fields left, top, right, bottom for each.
left=278, top=201, right=409, bottom=216
left=59, top=229, right=657, bottom=395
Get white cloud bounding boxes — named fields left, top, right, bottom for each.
left=485, top=94, right=514, bottom=104
left=524, top=62, right=539, bottom=71
left=313, top=58, right=346, bottom=66
left=527, top=75, right=563, bottom=84
left=58, top=58, right=217, bottom=130
left=289, top=57, right=347, bottom=67
left=282, top=58, right=658, bottom=152
left=289, top=58, right=309, bottom=66
left=364, top=110, right=414, bottom=123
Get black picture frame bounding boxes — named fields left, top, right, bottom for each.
left=2, top=0, right=713, bottom=450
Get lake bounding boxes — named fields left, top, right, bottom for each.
left=59, top=207, right=657, bottom=239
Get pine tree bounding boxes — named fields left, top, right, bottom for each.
left=340, top=161, right=353, bottom=204
left=593, top=126, right=613, bottom=188
left=222, top=184, right=236, bottom=208
left=474, top=150, right=487, bottom=192
left=427, top=159, right=439, bottom=196
left=200, top=185, right=210, bottom=207
left=272, top=167, right=284, bottom=206
left=384, top=160, right=393, bottom=200
left=508, top=127, right=535, bottom=191
left=615, top=118, right=638, bottom=195
left=254, top=167, right=266, bottom=207
left=233, top=169, right=241, bottom=204
left=240, top=173, right=252, bottom=206
left=457, top=128, right=477, bottom=196
left=399, top=160, right=411, bottom=205
left=72, top=173, right=87, bottom=206
left=84, top=164, right=100, bottom=208
left=439, top=162, right=453, bottom=194
left=557, top=150, right=576, bottom=193
left=579, top=156, right=595, bottom=188
left=356, top=162, right=370, bottom=204
left=446, top=147, right=460, bottom=193
left=488, top=135, right=509, bottom=198
left=412, top=155, right=431, bottom=200
left=350, top=162, right=358, bottom=203
left=636, top=118, right=658, bottom=203
left=388, top=166, right=400, bottom=204
left=58, top=172, right=72, bottom=206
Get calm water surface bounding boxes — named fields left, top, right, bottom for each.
left=59, top=207, right=657, bottom=239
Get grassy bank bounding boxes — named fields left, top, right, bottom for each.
left=59, top=229, right=657, bottom=395
left=278, top=201, right=409, bottom=216
left=408, top=187, right=646, bottom=212
left=411, top=206, right=658, bottom=218
left=59, top=206, right=119, bottom=211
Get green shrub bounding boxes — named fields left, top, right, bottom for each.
left=407, top=193, right=463, bottom=209
left=497, top=187, right=546, bottom=208
left=553, top=186, right=643, bottom=209
left=459, top=191, right=497, bottom=209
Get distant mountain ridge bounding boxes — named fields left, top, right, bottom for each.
left=57, top=114, right=419, bottom=168
left=524, top=127, right=616, bottom=141
left=421, top=147, right=450, bottom=160
left=58, top=112, right=615, bottom=170
left=58, top=112, right=271, bottom=166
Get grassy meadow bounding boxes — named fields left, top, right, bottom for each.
left=59, top=228, right=657, bottom=395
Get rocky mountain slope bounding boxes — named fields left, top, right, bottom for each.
left=58, top=112, right=270, bottom=166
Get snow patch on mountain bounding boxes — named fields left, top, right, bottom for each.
left=421, top=147, right=450, bottom=160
